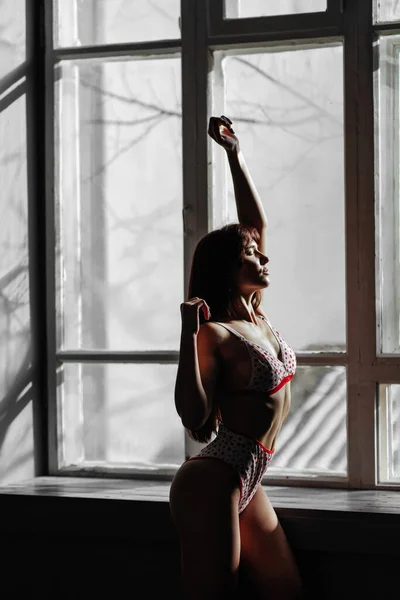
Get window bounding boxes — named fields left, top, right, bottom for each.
left=224, top=0, right=328, bottom=19
left=3, top=0, right=399, bottom=491
left=375, top=7, right=400, bottom=485
left=211, top=44, right=347, bottom=477
left=375, top=34, right=400, bottom=356
left=52, top=0, right=184, bottom=474
left=55, top=0, right=181, bottom=46
left=0, top=0, right=32, bottom=484
left=375, top=0, right=400, bottom=22
left=378, top=384, right=400, bottom=482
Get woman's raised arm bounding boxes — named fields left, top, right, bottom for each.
left=208, top=115, right=268, bottom=254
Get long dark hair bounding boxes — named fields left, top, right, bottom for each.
left=186, top=222, right=263, bottom=443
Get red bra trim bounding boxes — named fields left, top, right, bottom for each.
left=256, top=440, right=275, bottom=454
left=269, top=373, right=294, bottom=395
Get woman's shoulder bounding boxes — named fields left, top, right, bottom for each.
left=200, top=320, right=230, bottom=337
left=198, top=320, right=231, bottom=349
left=196, top=323, right=230, bottom=363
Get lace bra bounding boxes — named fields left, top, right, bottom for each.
left=215, top=315, right=296, bottom=395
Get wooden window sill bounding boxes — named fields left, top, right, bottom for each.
left=0, top=477, right=399, bottom=555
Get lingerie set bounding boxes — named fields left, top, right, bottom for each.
left=186, top=315, right=296, bottom=513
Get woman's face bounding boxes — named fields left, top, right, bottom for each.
left=235, top=240, right=270, bottom=292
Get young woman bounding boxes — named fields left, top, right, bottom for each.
left=169, top=115, right=303, bottom=599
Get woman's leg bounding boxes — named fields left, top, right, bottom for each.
left=239, top=485, right=303, bottom=599
left=169, top=458, right=242, bottom=599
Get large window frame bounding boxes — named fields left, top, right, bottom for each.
left=31, top=0, right=400, bottom=491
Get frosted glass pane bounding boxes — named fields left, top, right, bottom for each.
left=55, top=58, right=183, bottom=351
left=225, top=0, right=327, bottom=19
left=58, top=363, right=184, bottom=469
left=375, top=0, right=400, bottom=22
left=0, top=93, right=30, bottom=399
left=214, top=45, right=345, bottom=352
left=0, top=0, right=25, bottom=79
left=378, top=384, right=400, bottom=483
left=270, top=366, right=347, bottom=476
left=55, top=0, right=180, bottom=47
left=375, top=36, right=400, bottom=354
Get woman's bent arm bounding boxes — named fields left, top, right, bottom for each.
left=174, top=325, right=219, bottom=430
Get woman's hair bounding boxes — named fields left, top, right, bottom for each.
left=186, top=222, right=263, bottom=444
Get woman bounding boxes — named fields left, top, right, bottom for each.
left=169, top=115, right=303, bottom=599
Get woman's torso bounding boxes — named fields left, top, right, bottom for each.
left=209, top=314, right=296, bottom=450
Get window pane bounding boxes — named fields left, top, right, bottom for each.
left=224, top=0, right=327, bottom=19
left=269, top=366, right=347, bottom=476
left=376, top=36, right=400, bottom=354
left=374, top=0, right=400, bottom=23
left=213, top=46, right=345, bottom=352
left=54, top=0, right=181, bottom=47
left=378, top=384, right=400, bottom=483
left=0, top=0, right=25, bottom=79
left=0, top=81, right=33, bottom=480
left=55, top=57, right=183, bottom=351
left=0, top=92, right=30, bottom=369
left=58, top=362, right=184, bottom=469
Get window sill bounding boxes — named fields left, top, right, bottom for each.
left=0, top=477, right=399, bottom=555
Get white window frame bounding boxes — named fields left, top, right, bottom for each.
left=41, top=0, right=400, bottom=491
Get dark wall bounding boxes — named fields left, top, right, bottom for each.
left=0, top=493, right=398, bottom=599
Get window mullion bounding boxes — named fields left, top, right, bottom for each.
left=53, top=41, right=181, bottom=62
left=43, top=0, right=59, bottom=475
left=372, top=360, right=400, bottom=380
left=181, top=0, right=211, bottom=458
left=344, top=0, right=376, bottom=489
left=56, top=351, right=179, bottom=363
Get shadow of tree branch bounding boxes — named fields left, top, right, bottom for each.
left=0, top=347, right=33, bottom=454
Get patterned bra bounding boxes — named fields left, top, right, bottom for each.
left=215, top=315, right=296, bottom=395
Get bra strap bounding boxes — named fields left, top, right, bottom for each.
left=214, top=322, right=245, bottom=340
left=258, top=314, right=275, bottom=330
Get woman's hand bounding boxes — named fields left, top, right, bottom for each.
left=180, top=297, right=211, bottom=336
left=208, top=115, right=239, bottom=153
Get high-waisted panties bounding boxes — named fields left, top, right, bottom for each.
left=186, top=422, right=274, bottom=514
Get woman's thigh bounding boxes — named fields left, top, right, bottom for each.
left=239, top=485, right=303, bottom=599
left=169, top=458, right=242, bottom=599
